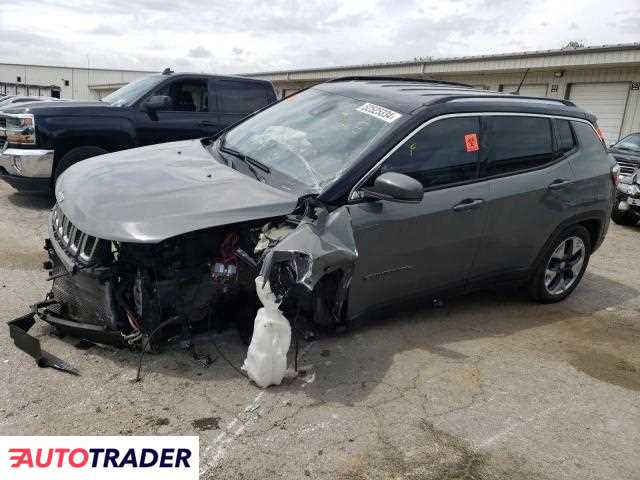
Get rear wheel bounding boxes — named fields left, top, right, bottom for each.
left=611, top=205, right=638, bottom=226
left=529, top=225, right=591, bottom=303
left=53, top=146, right=108, bottom=186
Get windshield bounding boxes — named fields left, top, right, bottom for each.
left=0, top=97, right=15, bottom=107
left=613, top=133, right=640, bottom=152
left=102, top=75, right=165, bottom=107
left=223, top=89, right=398, bottom=191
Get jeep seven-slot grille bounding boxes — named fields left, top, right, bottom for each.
left=615, top=159, right=638, bottom=177
left=51, top=204, right=101, bottom=263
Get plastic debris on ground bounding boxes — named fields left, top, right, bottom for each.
left=242, top=276, right=292, bottom=388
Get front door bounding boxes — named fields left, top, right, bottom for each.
left=347, top=116, right=489, bottom=317
left=136, top=78, right=221, bottom=146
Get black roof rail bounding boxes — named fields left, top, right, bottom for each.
left=327, top=76, right=473, bottom=88
left=435, top=94, right=576, bottom=107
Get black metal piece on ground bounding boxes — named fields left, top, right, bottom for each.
left=134, top=315, right=180, bottom=382
left=8, top=304, right=80, bottom=376
left=190, top=344, right=216, bottom=367
left=291, top=304, right=301, bottom=373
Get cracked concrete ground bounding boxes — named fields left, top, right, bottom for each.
left=1, top=181, right=639, bottom=479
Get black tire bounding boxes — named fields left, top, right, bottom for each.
left=611, top=206, right=638, bottom=226
left=529, top=225, right=591, bottom=304
left=53, top=146, right=108, bottom=185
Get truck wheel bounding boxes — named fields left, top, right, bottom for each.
left=529, top=225, right=591, bottom=304
left=611, top=206, right=638, bottom=226
left=53, top=146, right=108, bottom=185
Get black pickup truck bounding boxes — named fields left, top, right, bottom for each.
left=0, top=71, right=277, bottom=193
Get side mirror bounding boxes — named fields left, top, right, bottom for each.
left=359, top=172, right=424, bottom=203
left=144, top=95, right=172, bottom=112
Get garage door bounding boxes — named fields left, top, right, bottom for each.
left=502, top=84, right=549, bottom=97
left=569, top=82, right=630, bottom=142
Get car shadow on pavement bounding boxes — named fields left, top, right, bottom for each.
left=7, top=192, right=54, bottom=211
left=286, top=271, right=639, bottom=406
left=39, top=271, right=639, bottom=404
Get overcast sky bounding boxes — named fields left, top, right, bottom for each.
left=1, top=0, right=639, bottom=74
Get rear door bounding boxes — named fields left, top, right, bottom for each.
left=470, top=115, right=576, bottom=281
left=348, top=116, right=489, bottom=316
left=215, top=80, right=274, bottom=131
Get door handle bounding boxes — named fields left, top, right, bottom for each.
left=199, top=121, right=217, bottom=127
left=453, top=198, right=484, bottom=212
left=547, top=179, right=572, bottom=190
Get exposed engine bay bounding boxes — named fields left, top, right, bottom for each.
left=9, top=197, right=358, bottom=385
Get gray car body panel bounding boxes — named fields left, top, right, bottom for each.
left=261, top=206, right=358, bottom=292
left=55, top=139, right=299, bottom=243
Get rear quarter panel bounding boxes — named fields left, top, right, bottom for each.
left=568, top=121, right=616, bottom=248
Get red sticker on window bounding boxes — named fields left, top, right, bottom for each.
left=464, top=133, right=479, bottom=152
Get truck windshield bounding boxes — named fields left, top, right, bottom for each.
left=222, top=89, right=398, bottom=191
left=102, top=75, right=165, bottom=107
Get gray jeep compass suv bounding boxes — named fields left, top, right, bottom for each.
left=10, top=77, right=617, bottom=366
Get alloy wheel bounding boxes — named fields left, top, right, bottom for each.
left=543, top=236, right=585, bottom=295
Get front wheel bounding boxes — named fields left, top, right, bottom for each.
left=529, top=226, right=591, bottom=303
left=53, top=146, right=109, bottom=186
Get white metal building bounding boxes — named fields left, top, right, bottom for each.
left=247, top=43, right=640, bottom=142
left=0, top=63, right=154, bottom=101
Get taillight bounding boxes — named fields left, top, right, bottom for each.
left=594, top=125, right=607, bottom=147
left=611, top=164, right=620, bottom=186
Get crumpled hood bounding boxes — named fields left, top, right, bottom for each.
left=55, top=140, right=298, bottom=243
left=610, top=148, right=640, bottom=163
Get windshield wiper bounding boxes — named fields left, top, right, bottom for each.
left=218, top=136, right=270, bottom=181
left=616, top=146, right=639, bottom=152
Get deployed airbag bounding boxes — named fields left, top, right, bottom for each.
left=242, top=276, right=292, bottom=388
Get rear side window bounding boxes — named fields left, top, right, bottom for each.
left=484, top=116, right=554, bottom=176
left=572, top=121, right=606, bottom=155
left=554, top=119, right=576, bottom=156
left=216, top=81, right=269, bottom=114
left=380, top=117, right=480, bottom=188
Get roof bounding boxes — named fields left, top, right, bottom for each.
left=314, top=78, right=582, bottom=116
left=245, top=42, right=640, bottom=80
left=143, top=72, right=275, bottom=85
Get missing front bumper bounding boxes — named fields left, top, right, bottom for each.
left=8, top=301, right=79, bottom=375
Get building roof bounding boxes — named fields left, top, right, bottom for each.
left=246, top=43, right=640, bottom=81
left=0, top=62, right=155, bottom=74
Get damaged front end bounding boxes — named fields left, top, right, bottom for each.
left=11, top=203, right=273, bottom=372
left=258, top=203, right=357, bottom=328
left=9, top=199, right=358, bottom=382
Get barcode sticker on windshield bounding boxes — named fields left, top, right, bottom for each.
left=356, top=103, right=402, bottom=123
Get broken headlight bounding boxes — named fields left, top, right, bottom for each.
left=5, top=114, right=36, bottom=145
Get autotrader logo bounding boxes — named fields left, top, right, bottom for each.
left=1, top=436, right=199, bottom=480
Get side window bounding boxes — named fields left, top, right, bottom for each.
left=156, top=80, right=208, bottom=112
left=572, top=121, right=606, bottom=155
left=216, top=81, right=269, bottom=114
left=484, top=116, right=554, bottom=176
left=554, top=119, right=576, bottom=156
left=379, top=117, right=480, bottom=188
